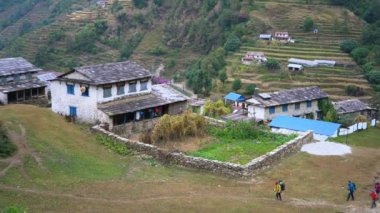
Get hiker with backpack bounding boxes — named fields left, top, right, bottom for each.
left=347, top=180, right=356, bottom=201
left=279, top=179, right=285, bottom=192
left=274, top=181, right=282, bottom=201
left=370, top=190, right=378, bottom=209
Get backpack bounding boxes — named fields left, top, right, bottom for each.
left=280, top=182, right=285, bottom=191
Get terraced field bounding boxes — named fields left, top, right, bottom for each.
left=229, top=1, right=372, bottom=101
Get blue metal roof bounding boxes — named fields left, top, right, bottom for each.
left=224, top=92, right=245, bottom=102
left=269, top=116, right=341, bottom=136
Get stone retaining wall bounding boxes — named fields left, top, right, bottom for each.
left=92, top=126, right=313, bottom=177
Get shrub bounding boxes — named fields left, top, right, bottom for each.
left=345, top=85, right=365, bottom=96
left=0, top=122, right=17, bottom=158
left=151, top=111, right=206, bottom=144
left=232, top=78, right=242, bottom=91
left=219, top=69, right=227, bottom=84
left=147, top=46, right=167, bottom=56
left=340, top=40, right=358, bottom=53
left=120, top=33, right=144, bottom=59
left=367, top=70, right=380, bottom=84
left=351, top=47, right=369, bottom=64
left=303, top=16, right=314, bottom=32
left=245, top=84, right=256, bottom=95
left=265, top=58, right=280, bottom=70
left=132, top=0, right=148, bottom=9
left=48, top=29, right=65, bottom=44
left=203, top=100, right=231, bottom=118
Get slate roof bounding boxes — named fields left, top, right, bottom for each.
left=71, top=61, right=152, bottom=85
left=269, top=116, right=341, bottom=137
left=0, top=79, right=47, bottom=93
left=98, top=84, right=188, bottom=116
left=246, top=86, right=328, bottom=107
left=0, top=57, right=42, bottom=77
left=333, top=99, right=375, bottom=114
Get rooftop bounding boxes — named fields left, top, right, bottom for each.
left=246, top=86, right=328, bottom=107
left=269, top=116, right=341, bottom=137
left=0, top=79, right=47, bottom=93
left=224, top=92, right=245, bottom=102
left=98, top=84, right=188, bottom=116
left=73, top=61, right=152, bottom=85
left=333, top=99, right=375, bottom=114
left=0, top=57, right=42, bottom=77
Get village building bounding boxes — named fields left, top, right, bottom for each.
left=246, top=86, right=328, bottom=121
left=50, top=61, right=188, bottom=130
left=259, top=34, right=272, bottom=40
left=241, top=51, right=267, bottom=65
left=333, top=99, right=378, bottom=121
left=224, top=92, right=246, bottom=110
left=288, top=58, right=336, bottom=68
left=274, top=32, right=289, bottom=40
left=287, top=63, right=304, bottom=72
left=0, top=57, right=49, bottom=104
left=189, top=98, right=206, bottom=114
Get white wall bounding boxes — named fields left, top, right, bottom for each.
left=248, top=106, right=265, bottom=120
left=0, top=92, right=8, bottom=104
left=51, top=81, right=98, bottom=123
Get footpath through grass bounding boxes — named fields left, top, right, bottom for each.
left=190, top=122, right=296, bottom=164
left=331, top=127, right=380, bottom=148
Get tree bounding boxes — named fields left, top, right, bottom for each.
left=132, top=0, right=148, bottom=9
left=325, top=108, right=338, bottom=122
left=367, top=70, right=380, bottom=84
left=232, top=78, right=242, bottom=91
left=318, top=99, right=338, bottom=122
left=219, top=69, right=227, bottom=84
left=340, top=40, right=358, bottom=53
left=303, top=16, right=314, bottom=32
left=351, top=47, right=369, bottom=64
left=265, top=58, right=280, bottom=70
left=224, top=33, right=241, bottom=52
left=203, top=100, right=232, bottom=118
left=245, top=84, right=256, bottom=95
left=186, top=62, right=213, bottom=96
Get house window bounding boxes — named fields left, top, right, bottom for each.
left=140, top=79, right=148, bottom=91
left=81, top=85, right=89, bottom=97
left=20, top=75, right=26, bottom=80
left=69, top=106, right=77, bottom=117
left=306, top=100, right=312, bottom=108
left=14, top=75, right=20, bottom=81
left=6, top=76, right=14, bottom=83
left=67, top=84, right=75, bottom=95
left=129, top=81, right=137, bottom=93
left=103, top=85, right=112, bottom=98
left=282, top=104, right=288, bottom=112
left=26, top=73, right=32, bottom=80
left=269, top=106, right=276, bottom=114
left=295, top=103, right=300, bottom=110
left=117, top=83, right=125, bottom=95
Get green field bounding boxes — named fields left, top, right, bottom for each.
left=331, top=127, right=380, bottom=148
left=0, top=105, right=379, bottom=212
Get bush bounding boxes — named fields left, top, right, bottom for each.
left=120, top=33, right=144, bottom=59
left=345, top=85, right=365, bottom=96
left=303, top=16, right=314, bottom=32
left=203, top=100, right=232, bottom=118
left=151, top=111, right=206, bottom=144
left=219, top=69, right=227, bottom=84
left=224, top=34, right=241, bottom=52
left=367, top=70, right=380, bottom=84
left=147, top=46, right=167, bottom=56
left=48, top=29, right=65, bottom=44
left=340, top=40, right=358, bottom=53
left=245, top=84, right=256, bottom=95
left=351, top=47, right=369, bottom=64
left=95, top=135, right=130, bottom=156
left=0, top=122, right=17, bottom=158
left=232, top=78, right=242, bottom=91
left=132, top=0, right=148, bottom=9
left=265, top=58, right=280, bottom=70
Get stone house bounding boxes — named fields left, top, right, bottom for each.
left=333, top=99, right=378, bottom=121
left=246, top=86, right=328, bottom=121
left=50, top=61, right=188, bottom=130
left=0, top=57, right=49, bottom=104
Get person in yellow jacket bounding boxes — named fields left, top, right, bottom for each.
left=274, top=181, right=282, bottom=201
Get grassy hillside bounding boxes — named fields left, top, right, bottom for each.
left=227, top=2, right=372, bottom=101
left=0, top=105, right=379, bottom=211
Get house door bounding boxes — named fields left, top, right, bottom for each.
left=69, top=106, right=77, bottom=117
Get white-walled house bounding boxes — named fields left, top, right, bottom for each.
left=0, top=57, right=48, bottom=104
left=246, top=86, right=328, bottom=121
left=50, top=61, right=188, bottom=130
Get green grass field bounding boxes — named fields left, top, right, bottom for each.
left=331, top=127, right=380, bottom=148
left=0, top=105, right=379, bottom=212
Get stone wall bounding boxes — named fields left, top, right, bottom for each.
left=112, top=118, right=160, bottom=138
left=92, top=126, right=313, bottom=177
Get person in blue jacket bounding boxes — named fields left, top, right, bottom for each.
left=346, top=180, right=356, bottom=201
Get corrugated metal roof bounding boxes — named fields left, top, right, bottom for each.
left=224, top=92, right=245, bottom=102
left=269, top=116, right=341, bottom=137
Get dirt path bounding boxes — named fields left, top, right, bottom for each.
left=0, top=124, right=45, bottom=179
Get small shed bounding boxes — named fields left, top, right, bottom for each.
left=269, top=116, right=341, bottom=138
left=274, top=32, right=289, bottom=40
left=189, top=98, right=206, bottom=114
left=288, top=64, right=304, bottom=72
left=259, top=34, right=272, bottom=40
left=224, top=92, right=245, bottom=108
